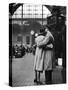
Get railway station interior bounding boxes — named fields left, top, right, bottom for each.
left=9, top=3, right=66, bottom=86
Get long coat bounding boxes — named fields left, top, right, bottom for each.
left=34, top=31, right=54, bottom=71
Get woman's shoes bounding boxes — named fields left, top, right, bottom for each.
left=34, top=79, right=37, bottom=83
left=34, top=79, right=42, bottom=85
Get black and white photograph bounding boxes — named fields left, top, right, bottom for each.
left=9, top=3, right=66, bottom=87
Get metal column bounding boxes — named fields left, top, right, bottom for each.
left=42, top=5, right=43, bottom=26
left=22, top=4, right=23, bottom=25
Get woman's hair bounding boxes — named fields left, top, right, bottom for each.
left=45, top=25, right=51, bottom=30
left=39, top=28, right=47, bottom=36
left=40, top=28, right=45, bottom=33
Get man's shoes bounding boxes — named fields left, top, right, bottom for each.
left=45, top=81, right=52, bottom=84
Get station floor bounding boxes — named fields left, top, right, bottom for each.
left=12, top=53, right=66, bottom=87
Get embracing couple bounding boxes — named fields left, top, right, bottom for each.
left=34, top=26, right=54, bottom=84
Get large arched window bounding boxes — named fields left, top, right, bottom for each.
left=12, top=4, right=51, bottom=19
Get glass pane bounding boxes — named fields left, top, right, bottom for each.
left=12, top=4, right=51, bottom=19
left=15, top=14, right=22, bottom=18
left=43, top=6, right=51, bottom=18
left=12, top=14, right=16, bottom=18
left=14, top=6, right=22, bottom=15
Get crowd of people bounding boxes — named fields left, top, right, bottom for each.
left=12, top=43, right=36, bottom=58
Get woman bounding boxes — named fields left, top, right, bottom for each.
left=34, top=28, right=46, bottom=84
left=34, top=27, right=54, bottom=84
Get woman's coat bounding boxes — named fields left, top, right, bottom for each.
left=34, top=30, right=54, bottom=71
